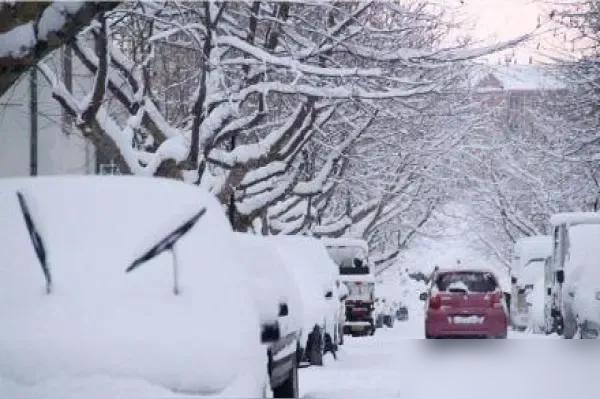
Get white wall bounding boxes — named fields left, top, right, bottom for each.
left=0, top=54, right=95, bottom=178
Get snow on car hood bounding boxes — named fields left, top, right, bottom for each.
left=0, top=176, right=262, bottom=395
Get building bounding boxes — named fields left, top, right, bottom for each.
left=0, top=48, right=106, bottom=178
left=473, top=64, right=566, bottom=132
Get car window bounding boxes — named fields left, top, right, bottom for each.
left=436, top=272, right=498, bottom=293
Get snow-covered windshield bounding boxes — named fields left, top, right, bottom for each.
left=345, top=282, right=374, bottom=301
left=436, top=272, right=498, bottom=293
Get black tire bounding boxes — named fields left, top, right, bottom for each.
left=272, top=357, right=299, bottom=398
left=563, top=310, right=577, bottom=339
left=338, top=327, right=344, bottom=345
left=307, top=327, right=323, bottom=366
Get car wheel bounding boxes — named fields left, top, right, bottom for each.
left=307, top=327, right=323, bottom=366
left=272, top=356, right=298, bottom=398
left=580, top=320, right=598, bottom=339
left=339, top=328, right=344, bottom=345
left=563, top=310, right=578, bottom=339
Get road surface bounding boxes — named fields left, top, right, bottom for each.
left=300, top=312, right=597, bottom=399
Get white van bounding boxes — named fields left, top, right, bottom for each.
left=548, top=213, right=600, bottom=338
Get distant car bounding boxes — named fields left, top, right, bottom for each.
left=424, top=269, right=508, bottom=339
left=0, top=176, right=266, bottom=397
left=396, top=306, right=409, bottom=321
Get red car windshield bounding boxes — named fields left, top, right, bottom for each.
left=435, top=272, right=498, bottom=293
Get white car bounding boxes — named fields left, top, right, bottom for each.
left=0, top=176, right=266, bottom=397
left=563, top=223, right=600, bottom=338
left=234, top=233, right=304, bottom=397
left=268, top=235, right=342, bottom=366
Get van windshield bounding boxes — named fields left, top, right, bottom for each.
left=344, top=281, right=374, bottom=301
left=436, top=272, right=498, bottom=293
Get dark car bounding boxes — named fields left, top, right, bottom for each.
left=396, top=306, right=409, bottom=321
left=425, top=269, right=508, bottom=339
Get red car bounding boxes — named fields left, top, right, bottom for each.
left=424, top=269, right=508, bottom=339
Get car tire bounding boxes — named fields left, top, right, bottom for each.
left=339, top=328, right=344, bottom=345
left=307, top=327, right=323, bottom=366
left=272, top=356, right=299, bottom=398
left=563, top=310, right=578, bottom=339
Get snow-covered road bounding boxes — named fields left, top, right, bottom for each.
left=301, top=315, right=598, bottom=399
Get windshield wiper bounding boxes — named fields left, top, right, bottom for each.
left=126, top=207, right=206, bottom=295
left=17, top=191, right=51, bottom=294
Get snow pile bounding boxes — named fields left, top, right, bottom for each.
left=234, top=233, right=304, bottom=332
left=267, top=235, right=341, bottom=346
left=0, top=176, right=264, bottom=396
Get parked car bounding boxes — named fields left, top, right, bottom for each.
left=510, top=236, right=551, bottom=331
left=424, top=269, right=508, bottom=339
left=323, top=238, right=373, bottom=337
left=235, top=233, right=304, bottom=397
left=547, top=213, right=600, bottom=339
left=395, top=304, right=409, bottom=321
left=0, top=176, right=267, bottom=397
left=269, top=235, right=342, bottom=366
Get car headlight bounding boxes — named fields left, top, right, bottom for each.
left=595, top=291, right=600, bottom=301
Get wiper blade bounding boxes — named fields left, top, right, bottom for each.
left=17, top=191, right=51, bottom=294
left=126, top=207, right=206, bottom=295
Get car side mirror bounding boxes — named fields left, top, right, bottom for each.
left=278, top=303, right=289, bottom=317
left=556, top=270, right=565, bottom=284
left=340, top=294, right=348, bottom=302
left=261, top=323, right=280, bottom=343
left=419, top=292, right=428, bottom=301
left=547, top=288, right=551, bottom=296
left=325, top=290, right=333, bottom=299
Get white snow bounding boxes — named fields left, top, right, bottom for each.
left=267, top=235, right=341, bottom=348
left=0, top=23, right=36, bottom=58
left=37, top=3, right=84, bottom=41
left=234, top=233, right=304, bottom=333
left=550, top=212, right=600, bottom=226
left=0, top=176, right=265, bottom=397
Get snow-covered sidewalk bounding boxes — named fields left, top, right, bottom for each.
left=301, top=318, right=597, bottom=399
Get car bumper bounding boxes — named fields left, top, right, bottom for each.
left=426, top=309, right=507, bottom=338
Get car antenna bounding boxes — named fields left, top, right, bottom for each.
left=126, top=207, right=206, bottom=295
left=16, top=191, right=52, bottom=294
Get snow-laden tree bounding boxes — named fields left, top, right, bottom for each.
left=35, top=0, right=520, bottom=271
left=0, top=2, right=117, bottom=96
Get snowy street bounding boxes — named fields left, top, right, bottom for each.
left=301, top=313, right=597, bottom=399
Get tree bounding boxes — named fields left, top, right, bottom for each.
left=0, top=1, right=118, bottom=96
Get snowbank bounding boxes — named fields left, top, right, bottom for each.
left=0, top=176, right=264, bottom=396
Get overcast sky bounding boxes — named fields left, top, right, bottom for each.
left=453, top=0, right=545, bottom=63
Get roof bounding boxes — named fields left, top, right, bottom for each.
left=320, top=237, right=369, bottom=252
left=341, top=273, right=376, bottom=283
left=473, top=64, right=565, bottom=92
left=550, top=212, right=600, bottom=226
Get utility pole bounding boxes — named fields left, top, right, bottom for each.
left=29, top=68, right=38, bottom=176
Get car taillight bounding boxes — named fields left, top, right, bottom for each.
left=429, top=294, right=441, bottom=310
left=490, top=292, right=503, bottom=308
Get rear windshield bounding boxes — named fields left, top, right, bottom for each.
left=435, top=272, right=498, bottom=293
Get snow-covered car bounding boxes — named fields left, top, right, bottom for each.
left=510, top=236, right=551, bottom=331
left=268, top=235, right=342, bottom=366
left=425, top=269, right=508, bottom=339
left=549, top=213, right=600, bottom=339
left=395, top=304, right=409, bottom=321
left=234, top=233, right=304, bottom=397
left=0, top=176, right=266, bottom=397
